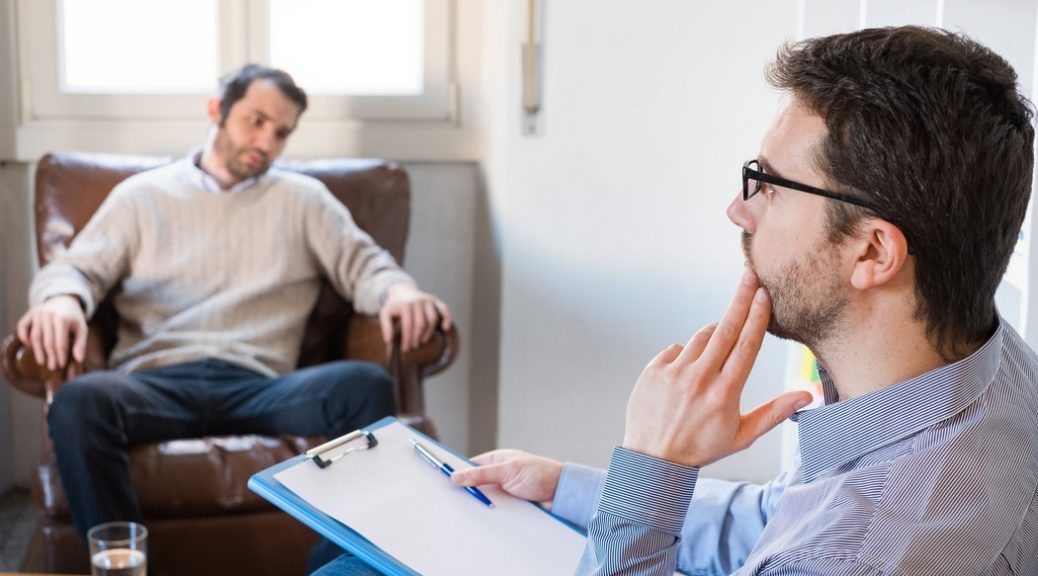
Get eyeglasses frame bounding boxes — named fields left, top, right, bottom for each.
left=742, top=159, right=878, bottom=212
left=741, top=159, right=915, bottom=254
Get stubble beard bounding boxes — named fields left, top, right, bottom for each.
left=226, top=148, right=270, bottom=181
left=214, top=128, right=271, bottom=182
left=741, top=231, right=848, bottom=348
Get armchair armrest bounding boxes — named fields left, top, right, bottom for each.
left=343, top=314, right=458, bottom=374
left=2, top=333, right=65, bottom=402
left=344, top=314, right=459, bottom=437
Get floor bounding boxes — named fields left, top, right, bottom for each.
left=0, top=487, right=34, bottom=571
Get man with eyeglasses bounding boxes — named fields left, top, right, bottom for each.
left=316, top=25, right=1038, bottom=576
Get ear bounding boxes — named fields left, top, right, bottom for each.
left=848, top=219, right=910, bottom=290
left=206, top=97, right=222, bottom=125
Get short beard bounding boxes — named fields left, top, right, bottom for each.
left=215, top=119, right=270, bottom=181
left=226, top=151, right=270, bottom=181
left=741, top=231, right=847, bottom=348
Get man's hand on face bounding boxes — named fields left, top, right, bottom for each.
left=450, top=449, right=564, bottom=510
left=16, top=294, right=89, bottom=373
left=622, top=270, right=813, bottom=468
left=379, top=283, right=452, bottom=352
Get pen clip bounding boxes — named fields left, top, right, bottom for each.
left=307, top=429, right=378, bottom=469
left=411, top=438, right=445, bottom=469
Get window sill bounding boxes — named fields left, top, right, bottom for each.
left=9, top=118, right=480, bottom=162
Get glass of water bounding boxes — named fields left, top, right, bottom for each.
left=87, top=521, right=148, bottom=576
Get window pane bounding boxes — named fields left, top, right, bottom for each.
left=268, top=0, right=424, bottom=95
left=60, top=0, right=218, bottom=93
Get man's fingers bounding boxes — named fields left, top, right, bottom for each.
left=452, top=462, right=507, bottom=487
left=399, top=305, right=414, bottom=351
left=378, top=308, right=395, bottom=348
left=700, top=270, right=760, bottom=368
left=419, top=301, right=437, bottom=344
left=735, top=390, right=813, bottom=449
left=71, top=321, right=89, bottom=364
left=16, top=313, right=31, bottom=344
left=676, top=323, right=717, bottom=364
left=470, top=449, right=517, bottom=466
left=52, top=317, right=69, bottom=368
left=40, top=318, right=56, bottom=370
left=29, top=318, right=45, bottom=366
left=410, top=304, right=429, bottom=348
left=721, top=287, right=771, bottom=384
left=435, top=300, right=452, bottom=331
left=651, top=343, right=684, bottom=367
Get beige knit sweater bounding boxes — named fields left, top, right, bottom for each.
left=29, top=156, right=414, bottom=376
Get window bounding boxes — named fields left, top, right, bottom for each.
left=268, top=0, right=424, bottom=95
left=18, top=0, right=454, bottom=121
left=60, top=0, right=218, bottom=94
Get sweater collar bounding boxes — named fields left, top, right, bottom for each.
left=184, top=150, right=267, bottom=194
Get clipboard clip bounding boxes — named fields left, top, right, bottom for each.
left=306, top=429, right=379, bottom=469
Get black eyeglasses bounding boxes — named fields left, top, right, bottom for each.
left=742, top=159, right=878, bottom=212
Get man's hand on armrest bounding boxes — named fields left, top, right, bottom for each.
left=16, top=294, right=88, bottom=372
left=451, top=449, right=564, bottom=510
left=379, top=283, right=452, bottom=353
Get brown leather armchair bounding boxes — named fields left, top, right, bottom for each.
left=1, top=152, right=459, bottom=575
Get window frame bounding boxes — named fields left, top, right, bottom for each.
left=17, top=0, right=456, bottom=122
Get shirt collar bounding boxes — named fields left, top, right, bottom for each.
left=789, top=320, right=1004, bottom=484
left=182, top=150, right=266, bottom=194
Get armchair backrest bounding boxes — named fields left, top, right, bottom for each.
left=33, top=152, right=412, bottom=369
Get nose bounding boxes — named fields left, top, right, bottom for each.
left=727, top=192, right=756, bottom=233
left=254, top=128, right=277, bottom=154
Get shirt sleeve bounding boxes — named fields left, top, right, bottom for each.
left=29, top=184, right=138, bottom=318
left=552, top=462, right=607, bottom=530
left=574, top=447, right=697, bottom=576
left=759, top=558, right=884, bottom=576
left=561, top=447, right=789, bottom=576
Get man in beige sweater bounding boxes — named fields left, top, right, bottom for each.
left=15, top=65, right=450, bottom=565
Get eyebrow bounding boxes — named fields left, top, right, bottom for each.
left=248, top=108, right=296, bottom=134
left=756, top=156, right=783, bottom=179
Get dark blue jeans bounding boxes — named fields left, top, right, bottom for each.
left=47, top=358, right=395, bottom=543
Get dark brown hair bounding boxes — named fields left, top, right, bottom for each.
left=217, top=64, right=308, bottom=123
left=768, top=26, right=1034, bottom=357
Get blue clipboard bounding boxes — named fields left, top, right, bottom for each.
left=248, top=416, right=586, bottom=575
left=248, top=416, right=425, bottom=575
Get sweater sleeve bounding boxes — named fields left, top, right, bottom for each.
left=303, top=186, right=415, bottom=314
left=29, top=185, right=139, bottom=319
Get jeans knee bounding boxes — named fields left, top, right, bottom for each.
left=350, top=363, right=395, bottom=408
left=48, top=373, right=122, bottom=437
left=320, top=362, right=395, bottom=422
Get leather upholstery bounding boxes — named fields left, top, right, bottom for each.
left=2, top=152, right=459, bottom=575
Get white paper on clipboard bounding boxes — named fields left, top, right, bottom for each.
left=274, top=421, right=587, bottom=576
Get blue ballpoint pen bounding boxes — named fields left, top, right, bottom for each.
left=410, top=437, right=495, bottom=508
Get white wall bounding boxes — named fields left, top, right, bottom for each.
left=0, top=0, right=19, bottom=493
left=481, top=0, right=800, bottom=481
left=401, top=162, right=478, bottom=451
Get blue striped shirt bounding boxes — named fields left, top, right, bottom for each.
left=554, top=320, right=1038, bottom=575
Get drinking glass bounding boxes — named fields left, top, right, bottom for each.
left=88, top=521, right=148, bottom=576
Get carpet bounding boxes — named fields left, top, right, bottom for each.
left=0, top=487, right=34, bottom=570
